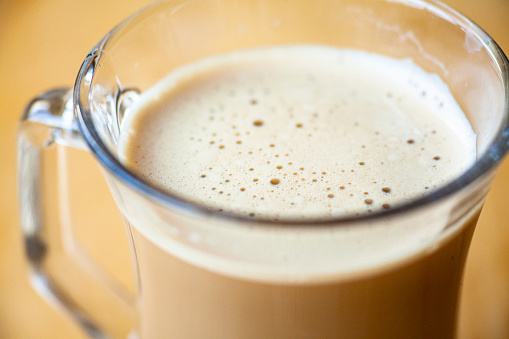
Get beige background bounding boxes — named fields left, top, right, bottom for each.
left=1, top=0, right=508, bottom=338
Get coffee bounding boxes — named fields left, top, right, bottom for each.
left=120, top=45, right=475, bottom=220
left=118, top=46, right=477, bottom=338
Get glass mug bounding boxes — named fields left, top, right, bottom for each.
left=17, top=0, right=509, bottom=338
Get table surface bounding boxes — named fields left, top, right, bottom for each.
left=1, top=0, right=508, bottom=338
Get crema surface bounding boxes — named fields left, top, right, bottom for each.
left=119, top=45, right=476, bottom=221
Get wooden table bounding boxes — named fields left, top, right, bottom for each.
left=1, top=0, right=508, bottom=337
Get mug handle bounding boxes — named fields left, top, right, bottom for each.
left=17, top=88, right=136, bottom=338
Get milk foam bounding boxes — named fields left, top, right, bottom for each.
left=119, top=45, right=476, bottom=221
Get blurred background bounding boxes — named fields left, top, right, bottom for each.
left=1, top=0, right=508, bottom=338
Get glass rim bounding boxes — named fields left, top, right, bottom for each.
left=75, top=0, right=509, bottom=227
